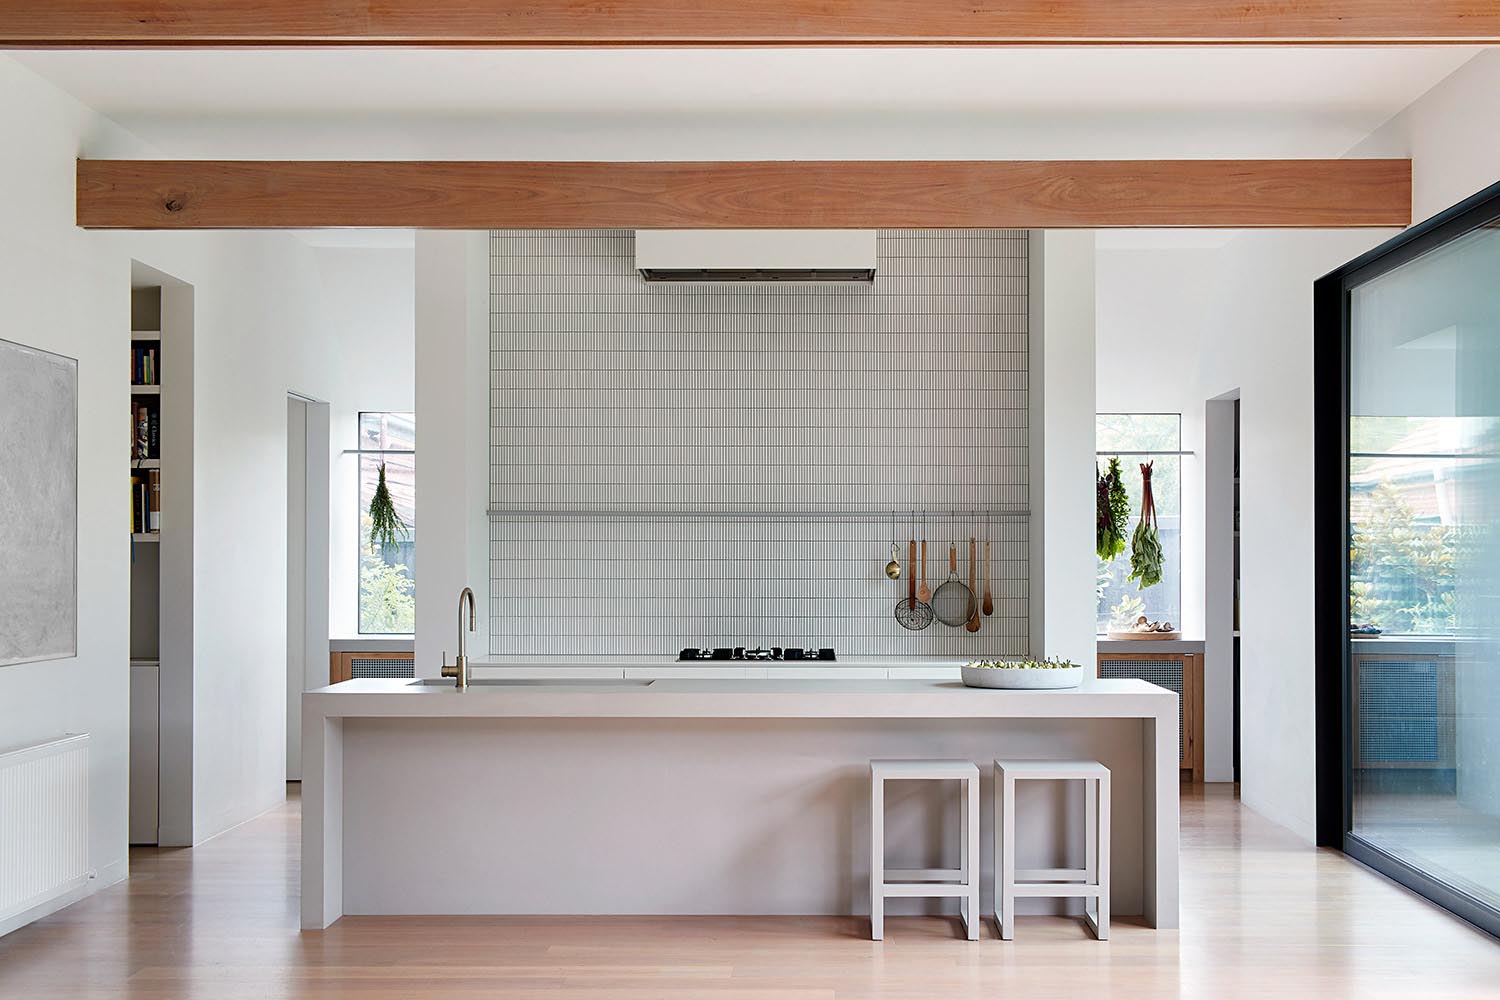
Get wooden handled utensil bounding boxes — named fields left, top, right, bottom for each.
left=982, top=536, right=994, bottom=617
left=931, top=542, right=973, bottom=628
left=917, top=537, right=932, bottom=603
left=894, top=537, right=934, bottom=631
left=966, top=536, right=981, bottom=633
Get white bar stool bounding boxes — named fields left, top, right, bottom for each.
left=869, top=758, right=980, bottom=941
left=993, top=758, right=1110, bottom=941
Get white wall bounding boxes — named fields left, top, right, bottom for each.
left=0, top=55, right=138, bottom=910
left=1031, top=231, right=1100, bottom=669
left=1209, top=229, right=1390, bottom=837
left=1349, top=50, right=1500, bottom=221
left=1094, top=49, right=1500, bottom=838
left=0, top=53, right=374, bottom=929
left=413, top=232, right=490, bottom=678
left=313, top=247, right=415, bottom=639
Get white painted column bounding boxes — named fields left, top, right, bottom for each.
left=1029, top=230, right=1098, bottom=667
left=1204, top=396, right=1238, bottom=782
left=300, top=710, right=343, bottom=929
left=414, top=232, right=491, bottom=678
left=157, top=280, right=195, bottom=846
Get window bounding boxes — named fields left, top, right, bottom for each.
left=1318, top=187, right=1500, bottom=933
left=1349, top=416, right=1473, bottom=636
left=1095, top=414, right=1182, bottom=634
left=358, top=412, right=415, bottom=634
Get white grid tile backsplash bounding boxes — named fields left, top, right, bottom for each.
left=489, top=229, right=1030, bottom=657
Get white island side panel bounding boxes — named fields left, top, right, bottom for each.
left=302, top=678, right=1177, bottom=929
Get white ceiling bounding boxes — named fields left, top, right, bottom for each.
left=15, top=46, right=1478, bottom=119
left=14, top=46, right=1482, bottom=249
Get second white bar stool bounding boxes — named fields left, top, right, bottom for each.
left=869, top=759, right=980, bottom=941
left=993, top=758, right=1111, bottom=941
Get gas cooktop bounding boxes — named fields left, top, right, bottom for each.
left=678, top=646, right=837, bottom=662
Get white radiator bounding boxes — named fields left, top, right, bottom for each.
left=0, top=734, right=90, bottom=931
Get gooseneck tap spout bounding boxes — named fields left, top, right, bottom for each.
left=441, top=587, right=478, bottom=690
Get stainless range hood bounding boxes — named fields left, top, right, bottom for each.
left=635, top=230, right=877, bottom=283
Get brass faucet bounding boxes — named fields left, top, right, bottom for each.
left=441, top=587, right=477, bottom=690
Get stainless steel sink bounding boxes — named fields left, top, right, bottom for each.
left=407, top=678, right=655, bottom=688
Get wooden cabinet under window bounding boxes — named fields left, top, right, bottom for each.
left=330, top=650, right=416, bottom=684
left=1349, top=650, right=1456, bottom=772
left=1096, top=651, right=1204, bottom=783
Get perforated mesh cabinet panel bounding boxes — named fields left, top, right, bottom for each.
left=348, top=656, right=415, bottom=680
left=488, top=229, right=1031, bottom=658
left=1356, top=658, right=1440, bottom=764
left=1099, top=658, right=1185, bottom=761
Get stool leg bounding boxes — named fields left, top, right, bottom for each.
left=964, top=775, right=979, bottom=940
left=1096, top=772, right=1111, bottom=941
left=959, top=777, right=969, bottom=935
left=1000, top=774, right=1016, bottom=941
left=1085, top=776, right=1098, bottom=910
left=870, top=775, right=884, bottom=941
left=992, top=767, right=1002, bottom=935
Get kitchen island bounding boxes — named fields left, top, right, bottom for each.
left=301, top=676, right=1179, bottom=931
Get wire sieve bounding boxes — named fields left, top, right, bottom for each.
left=931, top=539, right=975, bottom=628
left=894, top=537, right=934, bottom=631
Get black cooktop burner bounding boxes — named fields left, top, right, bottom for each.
left=678, top=646, right=836, bottom=662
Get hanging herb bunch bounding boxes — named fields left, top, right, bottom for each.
left=1128, top=460, right=1164, bottom=589
left=1096, top=457, right=1130, bottom=562
left=367, top=462, right=409, bottom=557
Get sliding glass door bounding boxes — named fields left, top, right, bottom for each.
left=1317, top=182, right=1500, bottom=935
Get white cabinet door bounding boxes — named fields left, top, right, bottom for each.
left=886, top=665, right=963, bottom=680
left=469, top=665, right=627, bottom=680
left=129, top=662, right=159, bottom=845
left=624, top=665, right=752, bottom=680
left=757, top=666, right=888, bottom=680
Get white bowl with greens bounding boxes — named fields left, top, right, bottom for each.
left=960, top=657, right=1085, bottom=690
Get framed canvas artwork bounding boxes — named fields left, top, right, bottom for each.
left=0, top=337, right=79, bottom=666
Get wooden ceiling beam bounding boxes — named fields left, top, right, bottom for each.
left=8, top=2, right=1500, bottom=47
left=75, top=158, right=1412, bottom=230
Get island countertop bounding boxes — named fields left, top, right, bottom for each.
left=302, top=676, right=1180, bottom=932
left=307, top=676, right=1176, bottom=720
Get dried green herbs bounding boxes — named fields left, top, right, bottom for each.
left=1128, top=460, right=1163, bottom=589
left=367, top=461, right=409, bottom=555
left=1096, top=456, right=1130, bottom=562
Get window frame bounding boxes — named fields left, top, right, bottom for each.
left=355, top=410, right=416, bottom=636
left=1094, top=412, right=1185, bottom=636
left=1312, top=177, right=1500, bottom=938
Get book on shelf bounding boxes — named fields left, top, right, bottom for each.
left=131, top=346, right=159, bottom=386
left=130, top=470, right=161, bottom=535
left=132, top=403, right=148, bottom=459
left=148, top=469, right=161, bottom=532
left=130, top=402, right=159, bottom=460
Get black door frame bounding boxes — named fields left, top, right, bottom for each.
left=1314, top=178, right=1500, bottom=937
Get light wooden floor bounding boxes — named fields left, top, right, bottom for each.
left=1, top=785, right=1497, bottom=998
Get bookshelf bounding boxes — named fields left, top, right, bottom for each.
left=129, top=269, right=195, bottom=847
left=131, top=284, right=162, bottom=542
left=129, top=284, right=163, bottom=844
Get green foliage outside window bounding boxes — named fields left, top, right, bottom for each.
left=1350, top=481, right=1460, bottom=634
